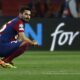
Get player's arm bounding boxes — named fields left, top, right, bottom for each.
left=13, top=20, right=38, bottom=45
left=18, top=32, right=38, bottom=45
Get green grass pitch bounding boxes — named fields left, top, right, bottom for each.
left=0, top=51, right=80, bottom=80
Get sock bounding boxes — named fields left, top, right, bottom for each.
left=3, top=43, right=28, bottom=63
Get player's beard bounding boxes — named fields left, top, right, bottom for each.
left=22, top=18, right=30, bottom=22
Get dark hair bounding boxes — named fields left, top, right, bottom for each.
left=19, top=6, right=31, bottom=13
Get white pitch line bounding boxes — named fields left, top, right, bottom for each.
left=0, top=71, right=80, bottom=75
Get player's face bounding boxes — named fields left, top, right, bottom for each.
left=22, top=10, right=31, bottom=22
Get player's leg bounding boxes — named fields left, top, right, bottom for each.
left=2, top=41, right=29, bottom=64
left=0, top=41, right=28, bottom=68
left=0, top=43, right=13, bottom=68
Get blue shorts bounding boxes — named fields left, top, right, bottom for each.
left=0, top=40, right=22, bottom=57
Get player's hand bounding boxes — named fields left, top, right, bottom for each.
left=33, top=41, right=38, bottom=46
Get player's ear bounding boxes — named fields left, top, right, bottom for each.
left=19, top=13, right=23, bottom=17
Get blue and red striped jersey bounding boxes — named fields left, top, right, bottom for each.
left=0, top=16, right=25, bottom=42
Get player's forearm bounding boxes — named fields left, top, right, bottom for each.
left=23, top=37, right=34, bottom=45
left=18, top=33, right=34, bottom=45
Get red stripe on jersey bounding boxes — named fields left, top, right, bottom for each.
left=13, top=19, right=24, bottom=32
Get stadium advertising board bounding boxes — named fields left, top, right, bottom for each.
left=25, top=19, right=80, bottom=51
left=0, top=17, right=80, bottom=51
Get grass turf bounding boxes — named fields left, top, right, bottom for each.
left=0, top=51, right=80, bottom=80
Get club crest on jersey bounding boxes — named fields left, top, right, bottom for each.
left=19, top=24, right=24, bottom=30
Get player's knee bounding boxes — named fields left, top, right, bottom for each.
left=20, top=41, right=29, bottom=50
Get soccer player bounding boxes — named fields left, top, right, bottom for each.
left=0, top=6, right=38, bottom=68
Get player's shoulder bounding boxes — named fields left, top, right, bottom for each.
left=16, top=16, right=23, bottom=24
left=11, top=16, right=23, bottom=24
left=12, top=17, right=24, bottom=31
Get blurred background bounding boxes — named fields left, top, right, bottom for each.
left=0, top=0, right=80, bottom=18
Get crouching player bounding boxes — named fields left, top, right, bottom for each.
left=0, top=6, right=38, bottom=68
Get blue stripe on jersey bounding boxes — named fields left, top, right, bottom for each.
left=0, top=16, right=19, bottom=42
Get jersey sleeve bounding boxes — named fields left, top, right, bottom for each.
left=13, top=20, right=24, bottom=33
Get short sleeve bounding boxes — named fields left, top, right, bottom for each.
left=13, top=20, right=24, bottom=32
